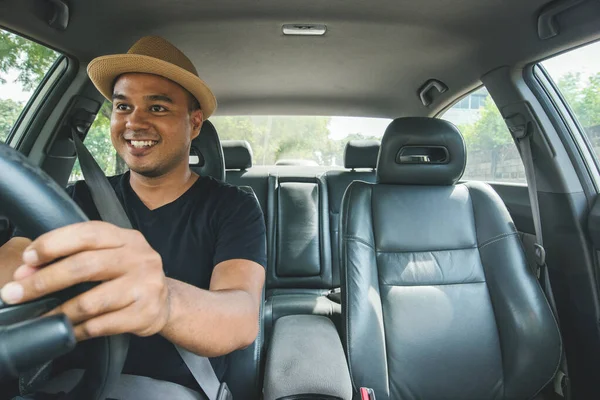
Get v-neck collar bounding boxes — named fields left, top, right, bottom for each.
left=123, top=171, right=202, bottom=213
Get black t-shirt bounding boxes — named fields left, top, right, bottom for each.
left=44, top=172, right=267, bottom=391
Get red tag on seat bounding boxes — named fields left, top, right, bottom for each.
left=360, top=387, right=376, bottom=400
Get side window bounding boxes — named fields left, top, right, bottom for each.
left=68, top=101, right=128, bottom=182
left=0, top=29, right=60, bottom=143
left=441, top=87, right=526, bottom=184
left=541, top=41, right=600, bottom=162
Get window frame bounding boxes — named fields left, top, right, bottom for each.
left=530, top=61, right=600, bottom=194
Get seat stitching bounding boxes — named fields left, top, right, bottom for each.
left=375, top=245, right=478, bottom=254
left=343, top=235, right=375, bottom=249
left=478, top=232, right=518, bottom=250
left=380, top=281, right=486, bottom=287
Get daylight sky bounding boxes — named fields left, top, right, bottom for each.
left=2, top=41, right=599, bottom=140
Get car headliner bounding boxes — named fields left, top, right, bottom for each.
left=1, top=0, right=600, bottom=119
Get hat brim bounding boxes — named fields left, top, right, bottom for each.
left=87, top=54, right=217, bottom=120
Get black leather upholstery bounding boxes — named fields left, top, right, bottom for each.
left=377, top=117, right=465, bottom=185
left=263, top=174, right=340, bottom=342
left=326, top=170, right=376, bottom=286
left=344, top=140, right=380, bottom=169
left=223, top=140, right=253, bottom=170
left=189, top=120, right=225, bottom=181
left=340, top=118, right=562, bottom=399
left=267, top=175, right=333, bottom=289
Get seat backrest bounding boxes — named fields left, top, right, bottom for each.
left=189, top=120, right=225, bottom=180
left=266, top=174, right=333, bottom=292
left=340, top=117, right=561, bottom=399
left=326, top=140, right=379, bottom=286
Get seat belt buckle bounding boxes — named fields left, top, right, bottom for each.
left=360, top=387, right=376, bottom=400
left=217, top=382, right=233, bottom=400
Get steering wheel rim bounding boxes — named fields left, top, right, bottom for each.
left=0, top=143, right=128, bottom=399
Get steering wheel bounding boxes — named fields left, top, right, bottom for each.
left=0, top=143, right=128, bottom=399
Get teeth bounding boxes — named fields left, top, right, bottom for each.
left=130, top=140, right=156, bottom=148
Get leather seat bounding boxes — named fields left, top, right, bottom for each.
left=189, top=122, right=263, bottom=399
left=340, top=117, right=562, bottom=399
left=190, top=120, right=226, bottom=180
left=326, top=140, right=379, bottom=280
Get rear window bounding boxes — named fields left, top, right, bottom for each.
left=210, top=116, right=391, bottom=166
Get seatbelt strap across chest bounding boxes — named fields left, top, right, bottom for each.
left=72, top=130, right=231, bottom=400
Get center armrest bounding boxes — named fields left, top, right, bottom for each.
left=263, top=315, right=353, bottom=400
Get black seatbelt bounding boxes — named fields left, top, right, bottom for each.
left=512, top=124, right=570, bottom=399
left=71, top=129, right=232, bottom=400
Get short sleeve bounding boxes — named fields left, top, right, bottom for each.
left=213, top=189, right=267, bottom=269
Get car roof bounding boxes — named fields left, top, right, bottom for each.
left=2, top=0, right=600, bottom=118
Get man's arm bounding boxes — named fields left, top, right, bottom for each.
left=0, top=237, right=32, bottom=286
left=161, top=259, right=264, bottom=357
left=0, top=222, right=265, bottom=357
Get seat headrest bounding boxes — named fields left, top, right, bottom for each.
left=344, top=140, right=380, bottom=169
left=189, top=120, right=225, bottom=181
left=377, top=117, right=465, bottom=185
left=222, top=140, right=253, bottom=170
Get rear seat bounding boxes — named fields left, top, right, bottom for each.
left=222, top=140, right=270, bottom=218
left=325, top=140, right=379, bottom=277
left=222, top=139, right=380, bottom=340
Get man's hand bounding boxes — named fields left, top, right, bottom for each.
left=0, top=221, right=170, bottom=341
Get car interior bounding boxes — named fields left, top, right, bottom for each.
left=1, top=0, right=600, bottom=399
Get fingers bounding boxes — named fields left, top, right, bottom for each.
left=1, top=249, right=125, bottom=304
left=44, top=276, right=137, bottom=325
left=22, top=221, right=129, bottom=267
left=73, top=297, right=168, bottom=341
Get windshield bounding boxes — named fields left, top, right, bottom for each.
left=210, top=116, right=391, bottom=166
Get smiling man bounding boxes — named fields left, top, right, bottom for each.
left=0, top=36, right=266, bottom=397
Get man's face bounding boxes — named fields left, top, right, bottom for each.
left=111, top=73, right=203, bottom=177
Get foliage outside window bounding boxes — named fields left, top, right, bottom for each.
left=542, top=41, right=600, bottom=162
left=441, top=88, right=526, bottom=184
left=0, top=30, right=60, bottom=143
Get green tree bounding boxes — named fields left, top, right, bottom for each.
left=214, top=116, right=335, bottom=165
left=558, top=72, right=600, bottom=129
left=557, top=72, right=600, bottom=151
left=0, top=98, right=23, bottom=143
left=458, top=96, right=511, bottom=151
left=0, top=31, right=58, bottom=90
left=455, top=94, right=517, bottom=181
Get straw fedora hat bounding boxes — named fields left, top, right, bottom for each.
left=87, top=36, right=217, bottom=120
